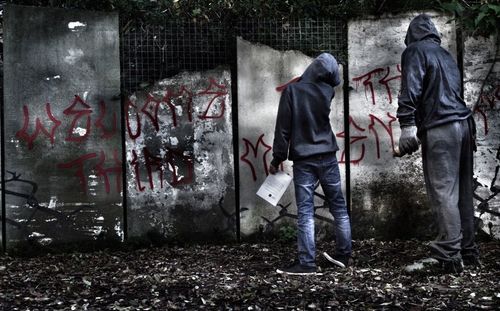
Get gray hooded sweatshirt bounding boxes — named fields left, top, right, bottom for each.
left=271, top=53, right=341, bottom=167
left=397, top=14, right=471, bottom=135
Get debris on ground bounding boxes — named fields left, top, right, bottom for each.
left=1, top=239, right=499, bottom=310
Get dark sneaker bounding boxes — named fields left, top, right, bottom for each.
left=462, top=256, right=482, bottom=268
left=322, top=252, right=349, bottom=269
left=442, top=260, right=464, bottom=274
left=276, top=263, right=319, bottom=275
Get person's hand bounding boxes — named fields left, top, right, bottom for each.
left=399, top=126, right=420, bottom=155
left=269, top=164, right=278, bottom=175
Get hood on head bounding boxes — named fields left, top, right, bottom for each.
left=404, top=14, right=441, bottom=46
left=300, top=53, right=341, bottom=87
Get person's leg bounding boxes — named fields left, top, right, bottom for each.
left=422, top=121, right=463, bottom=268
left=458, top=118, right=480, bottom=264
left=293, top=160, right=318, bottom=268
left=318, top=154, right=352, bottom=259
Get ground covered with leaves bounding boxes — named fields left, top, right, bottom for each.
left=1, top=238, right=499, bottom=310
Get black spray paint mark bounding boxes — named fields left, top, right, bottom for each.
left=218, top=196, right=240, bottom=235
left=473, top=145, right=500, bottom=236
left=0, top=171, right=92, bottom=243
left=260, top=181, right=335, bottom=233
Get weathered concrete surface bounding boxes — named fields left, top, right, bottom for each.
left=237, top=37, right=345, bottom=239
left=3, top=5, right=122, bottom=247
left=348, top=12, right=456, bottom=239
left=0, top=51, right=2, bottom=251
left=464, top=34, right=500, bottom=238
left=125, top=69, right=235, bottom=241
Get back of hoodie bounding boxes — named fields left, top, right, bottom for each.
left=271, top=53, right=341, bottom=167
left=397, top=14, right=471, bottom=135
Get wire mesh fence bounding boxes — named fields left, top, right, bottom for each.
left=236, top=19, right=347, bottom=62
left=120, top=19, right=347, bottom=94
left=120, top=21, right=231, bottom=95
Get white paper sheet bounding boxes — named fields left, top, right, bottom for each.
left=256, top=171, right=293, bottom=206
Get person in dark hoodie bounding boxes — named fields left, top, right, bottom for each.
left=270, top=53, right=352, bottom=275
left=396, top=14, right=480, bottom=274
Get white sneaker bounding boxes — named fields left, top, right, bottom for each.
left=404, top=258, right=439, bottom=273
left=322, top=252, right=348, bottom=268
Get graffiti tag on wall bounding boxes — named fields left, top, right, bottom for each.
left=352, top=65, right=401, bottom=105
left=474, top=84, right=499, bottom=136
left=15, top=77, right=229, bottom=194
left=16, top=95, right=122, bottom=194
left=472, top=82, right=500, bottom=234
left=126, top=77, right=229, bottom=192
left=17, top=95, right=118, bottom=149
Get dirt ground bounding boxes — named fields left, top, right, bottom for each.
left=1, top=238, right=499, bottom=310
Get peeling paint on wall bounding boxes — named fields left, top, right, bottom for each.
left=464, top=34, right=500, bottom=239
left=126, top=68, right=235, bottom=240
left=237, top=37, right=345, bottom=239
left=2, top=6, right=497, bottom=250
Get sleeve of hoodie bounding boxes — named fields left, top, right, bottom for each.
left=397, top=46, right=426, bottom=128
left=271, top=88, right=292, bottom=168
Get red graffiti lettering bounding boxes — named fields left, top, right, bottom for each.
left=130, top=147, right=194, bottom=191
left=240, top=134, right=273, bottom=181
left=17, top=96, right=118, bottom=148
left=141, top=94, right=162, bottom=131
left=124, top=78, right=228, bottom=140
left=198, top=77, right=228, bottom=120
left=57, top=153, right=98, bottom=193
left=164, top=86, right=193, bottom=127
left=368, top=112, right=397, bottom=159
left=353, top=68, right=385, bottom=105
left=336, top=116, right=367, bottom=164
left=474, top=84, right=499, bottom=136
left=94, top=99, right=118, bottom=139
left=378, top=65, right=401, bottom=104
left=58, top=151, right=122, bottom=194
left=130, top=150, right=145, bottom=191
left=125, top=100, right=142, bottom=140
left=94, top=150, right=122, bottom=194
left=353, top=65, right=401, bottom=105
left=63, top=95, right=93, bottom=142
left=16, top=103, right=62, bottom=150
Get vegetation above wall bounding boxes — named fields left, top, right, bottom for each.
left=7, top=0, right=442, bottom=22
left=439, top=0, right=500, bottom=36
left=6, top=1, right=497, bottom=35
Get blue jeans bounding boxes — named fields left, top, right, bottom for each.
left=293, top=153, right=352, bottom=267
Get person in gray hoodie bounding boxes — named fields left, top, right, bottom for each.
left=396, top=14, right=480, bottom=274
left=270, top=53, right=352, bottom=275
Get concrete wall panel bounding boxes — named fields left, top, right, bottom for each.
left=2, top=6, right=497, bottom=249
left=348, top=12, right=456, bottom=239
left=237, top=37, right=345, bottom=239
left=3, top=5, right=122, bottom=247
left=125, top=69, right=235, bottom=240
left=464, top=34, right=500, bottom=238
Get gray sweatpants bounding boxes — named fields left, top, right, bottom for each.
left=422, top=118, right=479, bottom=263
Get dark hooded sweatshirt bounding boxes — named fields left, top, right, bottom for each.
left=271, top=53, right=341, bottom=168
left=397, top=14, right=471, bottom=135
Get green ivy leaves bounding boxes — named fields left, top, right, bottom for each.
left=439, top=0, right=500, bottom=36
